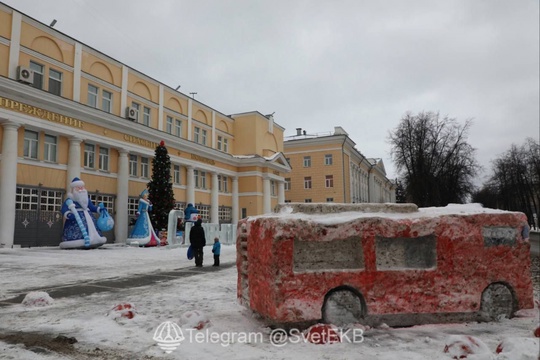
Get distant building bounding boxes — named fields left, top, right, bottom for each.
left=0, top=3, right=290, bottom=248
left=283, top=126, right=395, bottom=204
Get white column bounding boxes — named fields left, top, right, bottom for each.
left=211, top=110, right=216, bottom=148
left=158, top=85, right=164, bottom=131
left=73, top=42, right=82, bottom=102
left=66, top=137, right=82, bottom=192
left=232, top=176, right=239, bottom=225
left=0, top=122, right=20, bottom=247
left=186, top=166, right=195, bottom=205
left=120, top=65, right=129, bottom=116
left=211, top=172, right=219, bottom=223
left=278, top=180, right=285, bottom=204
left=187, top=98, right=193, bottom=141
left=263, top=177, right=271, bottom=214
left=8, top=11, right=21, bottom=79
left=115, top=149, right=129, bottom=243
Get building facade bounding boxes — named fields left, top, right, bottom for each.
left=283, top=126, right=395, bottom=204
left=0, top=3, right=290, bottom=248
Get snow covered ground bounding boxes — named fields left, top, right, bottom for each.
left=0, top=244, right=538, bottom=359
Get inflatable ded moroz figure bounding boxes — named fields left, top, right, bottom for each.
left=60, top=177, right=108, bottom=249
left=126, top=189, right=160, bottom=247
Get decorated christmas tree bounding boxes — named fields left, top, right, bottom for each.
left=148, top=141, right=176, bottom=232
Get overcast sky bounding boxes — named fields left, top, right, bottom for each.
left=5, top=0, right=539, bottom=182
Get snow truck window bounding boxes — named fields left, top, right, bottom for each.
left=375, top=235, right=437, bottom=270
left=482, top=227, right=516, bottom=247
left=293, top=236, right=364, bottom=272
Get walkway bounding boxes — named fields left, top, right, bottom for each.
left=0, top=261, right=236, bottom=308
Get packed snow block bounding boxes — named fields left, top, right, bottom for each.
left=443, top=335, right=491, bottom=359
left=22, top=291, right=54, bottom=307
left=236, top=203, right=534, bottom=328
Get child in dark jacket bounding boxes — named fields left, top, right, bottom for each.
left=212, top=237, right=221, bottom=266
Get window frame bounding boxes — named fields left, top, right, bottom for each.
left=23, top=130, right=39, bottom=159
left=166, top=116, right=173, bottom=134
left=102, top=90, right=112, bottom=113
left=140, top=157, right=149, bottom=178
left=304, top=176, right=312, bottom=189
left=325, top=154, right=333, bottom=166
left=29, top=61, right=43, bottom=89
left=143, top=106, right=151, bottom=126
left=44, top=134, right=57, bottom=162
left=325, top=175, right=334, bottom=188
left=303, top=156, right=311, bottom=167
left=84, top=143, right=95, bottom=168
left=87, top=84, right=99, bottom=108
left=48, top=68, right=62, bottom=96
left=173, top=164, right=180, bottom=184
left=99, top=147, right=110, bottom=172
left=129, top=154, right=138, bottom=176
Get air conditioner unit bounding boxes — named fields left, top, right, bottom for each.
left=126, top=107, right=137, bottom=120
left=17, top=66, right=34, bottom=84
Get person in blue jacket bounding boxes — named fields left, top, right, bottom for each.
left=184, top=203, right=199, bottom=222
left=212, top=237, right=221, bottom=266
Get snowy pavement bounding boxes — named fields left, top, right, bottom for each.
left=0, top=244, right=538, bottom=359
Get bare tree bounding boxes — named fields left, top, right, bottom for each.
left=388, top=111, right=480, bottom=207
left=475, top=138, right=539, bottom=224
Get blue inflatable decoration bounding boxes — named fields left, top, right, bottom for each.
left=66, top=198, right=90, bottom=248
left=97, top=207, right=114, bottom=232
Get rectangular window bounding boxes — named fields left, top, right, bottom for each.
left=16, top=187, right=38, bottom=210
left=218, top=175, right=229, bottom=192
left=24, top=130, right=39, bottom=159
left=303, top=156, right=311, bottom=167
left=48, top=68, right=62, bottom=96
left=271, top=180, right=276, bottom=196
left=325, top=175, right=334, bottom=188
left=223, top=138, right=228, bottom=153
left=201, top=129, right=207, bottom=145
left=143, top=106, right=151, bottom=126
left=166, top=116, right=173, bottom=134
left=90, top=194, right=114, bottom=213
left=128, top=197, right=139, bottom=217
left=325, top=154, right=333, bottom=165
left=84, top=144, right=95, bottom=168
left=99, top=147, right=109, bottom=171
left=285, top=178, right=291, bottom=191
left=88, top=84, right=98, bottom=108
left=30, top=61, right=43, bottom=89
left=375, top=235, right=437, bottom=270
left=102, top=90, right=112, bottom=113
left=195, top=204, right=210, bottom=221
left=222, top=175, right=228, bottom=192
left=218, top=206, right=232, bottom=223
left=141, top=157, right=149, bottom=178
left=194, top=127, right=200, bottom=143
left=129, top=155, right=138, bottom=176
left=326, top=197, right=334, bottom=202
left=131, top=102, right=140, bottom=122
left=305, top=199, right=312, bottom=203
left=304, top=176, right=312, bottom=189
left=200, top=171, right=207, bottom=189
left=217, top=136, right=223, bottom=151
left=44, top=134, right=57, bottom=162
left=175, top=119, right=182, bottom=137
left=194, top=170, right=200, bottom=188
left=173, top=165, right=180, bottom=184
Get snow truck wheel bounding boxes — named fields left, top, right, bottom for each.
left=480, top=283, right=515, bottom=321
left=322, top=287, right=366, bottom=326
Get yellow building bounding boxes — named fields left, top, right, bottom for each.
left=284, top=126, right=395, bottom=204
left=0, top=3, right=290, bottom=247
